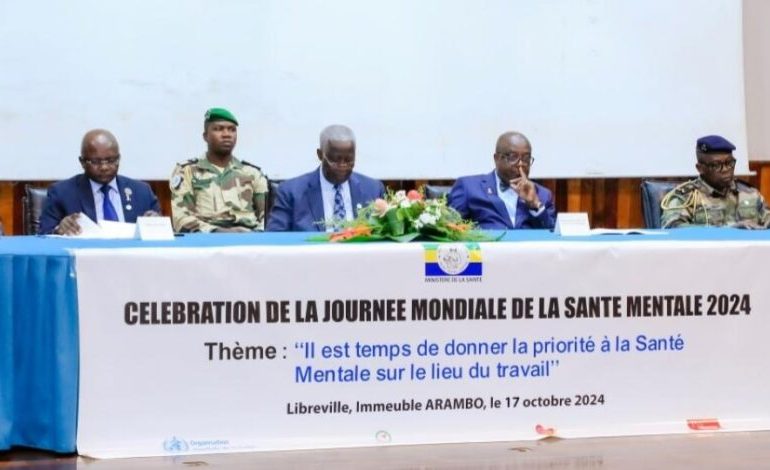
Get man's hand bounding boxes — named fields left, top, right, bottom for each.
left=732, top=220, right=766, bottom=230
left=213, top=226, right=252, bottom=233
left=55, top=213, right=82, bottom=236
left=510, top=175, right=542, bottom=210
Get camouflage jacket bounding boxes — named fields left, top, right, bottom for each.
left=660, top=178, right=770, bottom=228
left=170, top=155, right=268, bottom=232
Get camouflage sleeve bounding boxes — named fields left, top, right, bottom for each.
left=170, top=164, right=219, bottom=233
left=660, top=191, right=694, bottom=228
left=251, top=172, right=268, bottom=230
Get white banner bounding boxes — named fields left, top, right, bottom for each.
left=75, top=240, right=770, bottom=458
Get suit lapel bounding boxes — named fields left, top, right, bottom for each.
left=78, top=174, right=98, bottom=222
left=481, top=172, right=513, bottom=229
left=348, top=173, right=362, bottom=217
left=116, top=176, right=134, bottom=222
left=306, top=170, right=325, bottom=231
left=514, top=199, right=529, bottom=229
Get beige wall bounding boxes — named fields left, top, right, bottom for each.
left=744, top=0, right=770, bottom=160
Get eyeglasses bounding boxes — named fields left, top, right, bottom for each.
left=82, top=156, right=120, bottom=167
left=323, top=155, right=355, bottom=168
left=497, top=153, right=534, bottom=166
left=699, top=158, right=736, bottom=172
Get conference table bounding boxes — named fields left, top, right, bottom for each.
left=1, top=229, right=769, bottom=456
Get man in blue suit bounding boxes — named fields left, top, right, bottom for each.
left=448, top=131, right=556, bottom=229
left=39, top=129, right=160, bottom=235
left=267, top=125, right=385, bottom=231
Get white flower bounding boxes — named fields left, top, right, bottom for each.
left=395, top=190, right=407, bottom=202
left=399, top=200, right=411, bottom=208
left=418, top=212, right=437, bottom=226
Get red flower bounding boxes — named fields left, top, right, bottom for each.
left=406, top=189, right=422, bottom=201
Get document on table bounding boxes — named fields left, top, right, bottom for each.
left=589, top=228, right=668, bottom=236
left=46, top=214, right=137, bottom=239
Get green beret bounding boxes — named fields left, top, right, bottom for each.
left=204, top=107, right=238, bottom=126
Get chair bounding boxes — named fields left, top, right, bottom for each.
left=0, top=219, right=4, bottom=235
left=640, top=180, right=679, bottom=229
left=424, top=184, right=452, bottom=200
left=22, top=185, right=48, bottom=235
left=266, top=179, right=281, bottom=220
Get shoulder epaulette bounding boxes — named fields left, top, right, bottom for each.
left=178, top=158, right=198, bottom=168
left=660, top=179, right=699, bottom=210
left=672, top=179, right=698, bottom=194
left=241, top=160, right=263, bottom=172
left=735, top=179, right=756, bottom=190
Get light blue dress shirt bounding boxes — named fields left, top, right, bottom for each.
left=319, top=169, right=353, bottom=232
left=494, top=171, right=545, bottom=226
left=89, top=178, right=125, bottom=222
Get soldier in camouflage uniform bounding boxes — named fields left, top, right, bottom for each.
left=661, top=135, right=770, bottom=229
left=170, top=108, right=268, bottom=232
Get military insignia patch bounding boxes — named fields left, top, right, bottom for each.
left=172, top=174, right=183, bottom=189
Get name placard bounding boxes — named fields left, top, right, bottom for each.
left=135, top=216, right=175, bottom=241
left=554, top=212, right=591, bottom=236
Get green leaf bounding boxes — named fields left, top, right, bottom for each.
left=341, top=235, right=387, bottom=242
left=385, top=208, right=405, bottom=236
left=386, top=232, right=421, bottom=243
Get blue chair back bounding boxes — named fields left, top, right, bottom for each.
left=424, top=184, right=452, bottom=200
left=640, top=180, right=679, bottom=228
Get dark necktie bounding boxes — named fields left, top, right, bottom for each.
left=499, top=181, right=510, bottom=193
left=334, top=184, right=345, bottom=221
left=333, top=184, right=346, bottom=221
left=100, top=184, right=119, bottom=222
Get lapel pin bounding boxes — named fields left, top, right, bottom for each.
left=124, top=187, right=133, bottom=211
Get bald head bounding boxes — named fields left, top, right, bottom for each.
left=494, top=131, right=533, bottom=182
left=495, top=131, right=530, bottom=153
left=81, top=129, right=119, bottom=156
left=79, top=129, right=121, bottom=184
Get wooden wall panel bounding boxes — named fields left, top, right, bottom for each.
left=566, top=179, right=583, bottom=214
left=3, top=164, right=770, bottom=235
left=0, top=182, right=14, bottom=235
left=617, top=179, right=643, bottom=229
left=148, top=181, right=172, bottom=218
left=750, top=162, right=770, bottom=202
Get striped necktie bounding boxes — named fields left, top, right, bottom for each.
left=333, top=184, right=346, bottom=221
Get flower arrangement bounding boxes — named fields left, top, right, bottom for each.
left=324, top=188, right=493, bottom=242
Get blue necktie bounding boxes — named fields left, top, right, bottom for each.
left=100, top=184, right=119, bottom=222
left=333, top=184, right=346, bottom=221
